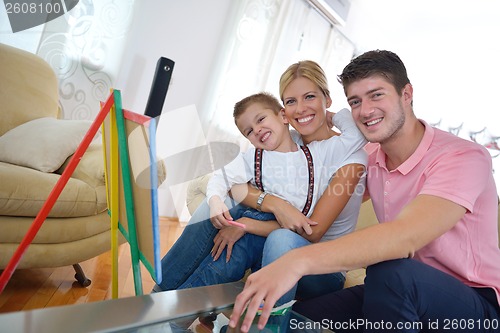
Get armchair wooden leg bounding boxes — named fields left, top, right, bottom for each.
left=72, top=264, right=91, bottom=287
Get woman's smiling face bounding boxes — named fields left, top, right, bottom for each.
left=281, top=76, right=332, bottom=139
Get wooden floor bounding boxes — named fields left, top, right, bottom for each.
left=0, top=218, right=184, bottom=314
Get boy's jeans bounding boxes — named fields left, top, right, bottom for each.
left=153, top=198, right=274, bottom=291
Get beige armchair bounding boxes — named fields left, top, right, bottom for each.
left=0, top=43, right=112, bottom=286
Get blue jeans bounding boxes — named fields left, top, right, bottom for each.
left=294, top=259, right=500, bottom=332
left=263, top=229, right=345, bottom=306
left=178, top=208, right=275, bottom=289
left=153, top=198, right=274, bottom=291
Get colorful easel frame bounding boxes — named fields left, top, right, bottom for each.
left=101, top=90, right=162, bottom=297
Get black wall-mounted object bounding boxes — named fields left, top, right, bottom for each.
left=144, top=57, right=175, bottom=122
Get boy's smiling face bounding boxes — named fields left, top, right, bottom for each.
left=235, top=102, right=294, bottom=152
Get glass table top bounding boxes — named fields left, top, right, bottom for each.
left=0, top=282, right=333, bottom=333
left=121, top=307, right=334, bottom=333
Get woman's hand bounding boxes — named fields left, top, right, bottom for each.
left=228, top=253, right=303, bottom=332
left=209, top=196, right=233, bottom=229
left=231, top=184, right=317, bottom=234
left=211, top=225, right=246, bottom=262
left=272, top=198, right=317, bottom=235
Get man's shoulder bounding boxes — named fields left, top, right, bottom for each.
left=432, top=127, right=488, bottom=155
left=420, top=128, right=493, bottom=176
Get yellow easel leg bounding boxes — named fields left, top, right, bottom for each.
left=102, top=97, right=120, bottom=299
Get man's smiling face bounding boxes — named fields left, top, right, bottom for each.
left=347, top=75, right=406, bottom=144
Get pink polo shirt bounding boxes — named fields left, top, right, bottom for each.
left=366, top=120, right=500, bottom=305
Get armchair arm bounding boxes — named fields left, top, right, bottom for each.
left=56, top=142, right=105, bottom=188
left=186, top=174, right=212, bottom=215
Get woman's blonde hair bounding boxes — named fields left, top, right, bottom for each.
left=279, top=60, right=330, bottom=102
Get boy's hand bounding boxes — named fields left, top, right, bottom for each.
left=211, top=225, right=246, bottom=262
left=209, top=196, right=233, bottom=229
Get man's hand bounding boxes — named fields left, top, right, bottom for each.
left=228, top=253, right=302, bottom=332
left=209, top=196, right=233, bottom=229
left=211, top=225, right=246, bottom=262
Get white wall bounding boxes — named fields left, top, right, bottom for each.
left=340, top=0, right=500, bottom=192
left=341, top=0, right=500, bottom=130
left=116, top=0, right=231, bottom=118
left=115, top=0, right=233, bottom=218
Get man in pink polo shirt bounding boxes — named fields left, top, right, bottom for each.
left=229, top=50, right=500, bottom=332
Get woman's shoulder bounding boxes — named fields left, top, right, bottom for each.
left=290, top=130, right=303, bottom=145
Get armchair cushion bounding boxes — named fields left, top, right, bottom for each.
left=0, top=117, right=91, bottom=172
left=0, top=43, right=60, bottom=136
left=0, top=161, right=107, bottom=218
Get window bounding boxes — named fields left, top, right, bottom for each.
left=202, top=0, right=355, bottom=149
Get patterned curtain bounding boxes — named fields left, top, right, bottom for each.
left=34, top=0, right=136, bottom=120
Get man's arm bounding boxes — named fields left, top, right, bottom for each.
left=230, top=194, right=466, bottom=331
left=299, top=195, right=465, bottom=273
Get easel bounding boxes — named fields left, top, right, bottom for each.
left=102, top=90, right=162, bottom=297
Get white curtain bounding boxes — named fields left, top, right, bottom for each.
left=202, top=0, right=355, bottom=148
